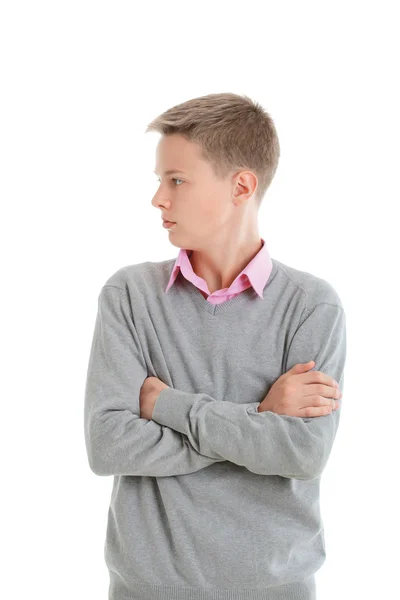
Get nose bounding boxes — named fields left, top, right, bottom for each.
left=151, top=188, right=170, bottom=210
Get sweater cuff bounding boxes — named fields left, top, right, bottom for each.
left=152, top=387, right=199, bottom=434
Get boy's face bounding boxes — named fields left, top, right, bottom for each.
left=152, top=133, right=243, bottom=250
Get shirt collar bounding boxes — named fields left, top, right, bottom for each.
left=165, top=237, right=273, bottom=299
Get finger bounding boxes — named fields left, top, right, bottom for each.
left=301, top=371, right=338, bottom=389
left=304, top=384, right=342, bottom=399
left=299, top=395, right=337, bottom=408
left=298, top=404, right=334, bottom=417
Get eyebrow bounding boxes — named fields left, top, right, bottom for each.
left=153, top=169, right=187, bottom=176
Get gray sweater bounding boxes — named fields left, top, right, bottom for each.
left=84, top=257, right=346, bottom=600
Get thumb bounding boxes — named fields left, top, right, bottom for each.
left=292, top=360, right=315, bottom=372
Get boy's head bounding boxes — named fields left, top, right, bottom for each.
left=146, top=93, right=280, bottom=250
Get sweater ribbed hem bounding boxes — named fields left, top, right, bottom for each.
left=108, top=573, right=316, bottom=600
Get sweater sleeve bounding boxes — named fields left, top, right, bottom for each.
left=152, top=302, right=347, bottom=480
left=84, top=284, right=226, bottom=477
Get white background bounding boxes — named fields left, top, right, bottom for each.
left=1, top=1, right=399, bottom=598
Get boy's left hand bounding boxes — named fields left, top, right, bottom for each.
left=139, top=376, right=169, bottom=420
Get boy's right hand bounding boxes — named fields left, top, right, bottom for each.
left=258, top=361, right=342, bottom=417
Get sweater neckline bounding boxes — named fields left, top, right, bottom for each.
left=171, top=258, right=279, bottom=316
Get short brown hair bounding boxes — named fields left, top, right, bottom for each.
left=145, top=92, right=280, bottom=209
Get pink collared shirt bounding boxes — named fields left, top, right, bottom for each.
left=165, top=237, right=273, bottom=305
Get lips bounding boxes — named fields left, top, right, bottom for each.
left=162, top=220, right=176, bottom=229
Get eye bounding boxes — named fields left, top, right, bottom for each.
left=156, top=177, right=184, bottom=186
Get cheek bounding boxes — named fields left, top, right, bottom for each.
left=200, top=210, right=219, bottom=228
left=200, top=199, right=220, bottom=219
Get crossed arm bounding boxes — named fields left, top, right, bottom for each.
left=84, top=284, right=346, bottom=479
